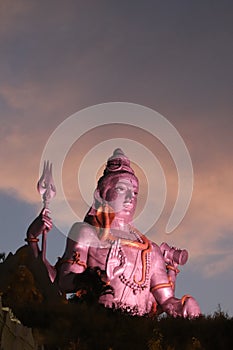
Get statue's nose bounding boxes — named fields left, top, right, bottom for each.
left=125, top=189, right=133, bottom=201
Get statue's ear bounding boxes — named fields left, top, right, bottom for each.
left=93, top=189, right=103, bottom=207
left=84, top=189, right=103, bottom=218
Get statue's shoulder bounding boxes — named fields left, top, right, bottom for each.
left=150, top=241, right=163, bottom=256
left=67, top=221, right=98, bottom=245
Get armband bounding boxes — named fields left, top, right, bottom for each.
left=181, top=294, right=192, bottom=305
left=57, top=251, right=87, bottom=269
left=25, top=237, right=39, bottom=243
left=150, top=282, right=173, bottom=292
left=166, top=264, right=180, bottom=274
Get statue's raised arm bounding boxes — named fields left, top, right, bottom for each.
left=25, top=161, right=56, bottom=281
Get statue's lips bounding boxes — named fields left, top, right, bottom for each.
left=123, top=203, right=133, bottom=210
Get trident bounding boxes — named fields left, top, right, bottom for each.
left=37, top=161, right=56, bottom=261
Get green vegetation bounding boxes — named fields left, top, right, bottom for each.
left=3, top=299, right=232, bottom=350
left=0, top=246, right=232, bottom=349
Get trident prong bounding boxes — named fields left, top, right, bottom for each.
left=37, top=160, right=56, bottom=261
left=37, top=161, right=56, bottom=208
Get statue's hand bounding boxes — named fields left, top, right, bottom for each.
left=27, top=208, right=53, bottom=239
left=182, top=295, right=201, bottom=318
left=106, top=239, right=127, bottom=280
left=161, top=296, right=201, bottom=318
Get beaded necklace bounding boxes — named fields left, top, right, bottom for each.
left=114, top=226, right=152, bottom=294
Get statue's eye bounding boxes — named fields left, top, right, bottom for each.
left=115, top=186, right=125, bottom=193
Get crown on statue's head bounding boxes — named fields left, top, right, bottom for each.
left=103, top=148, right=135, bottom=176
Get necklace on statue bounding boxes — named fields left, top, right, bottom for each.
left=109, top=225, right=152, bottom=294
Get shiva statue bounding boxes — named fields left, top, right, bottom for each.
left=26, top=149, right=201, bottom=317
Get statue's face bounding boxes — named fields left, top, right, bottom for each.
left=107, top=177, right=138, bottom=223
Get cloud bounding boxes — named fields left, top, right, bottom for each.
left=0, top=83, right=41, bottom=112
left=202, top=253, right=233, bottom=278
left=0, top=0, right=34, bottom=36
left=0, top=188, right=38, bottom=254
left=0, top=0, right=232, bottom=287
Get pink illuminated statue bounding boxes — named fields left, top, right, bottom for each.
left=26, top=149, right=201, bottom=317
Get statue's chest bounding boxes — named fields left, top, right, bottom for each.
left=87, top=247, right=109, bottom=268
left=118, top=246, right=151, bottom=294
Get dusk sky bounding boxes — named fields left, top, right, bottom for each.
left=1, top=1, right=233, bottom=316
